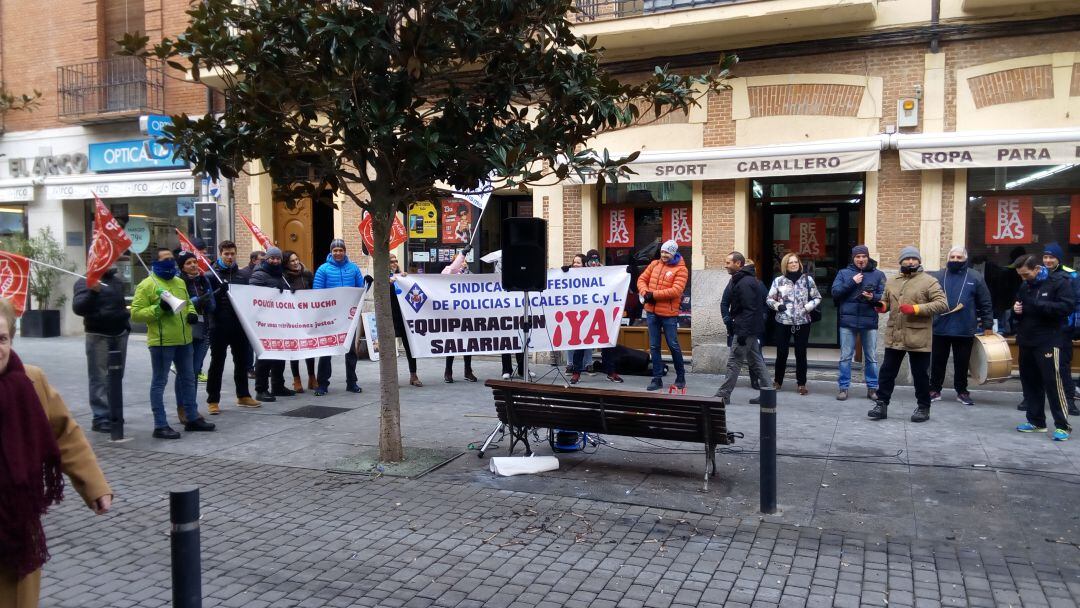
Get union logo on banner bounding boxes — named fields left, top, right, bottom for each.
left=985, top=196, right=1032, bottom=245
left=602, top=206, right=634, bottom=248
left=662, top=205, right=692, bottom=246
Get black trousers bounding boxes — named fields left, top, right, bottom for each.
left=1019, top=345, right=1072, bottom=432
left=773, top=323, right=811, bottom=387
left=206, top=322, right=252, bottom=402
left=317, top=345, right=358, bottom=389
left=290, top=358, right=316, bottom=380
left=501, top=353, right=525, bottom=375
left=255, top=359, right=287, bottom=393
left=445, top=356, right=473, bottom=375
left=876, top=348, right=932, bottom=409
left=929, top=335, right=974, bottom=395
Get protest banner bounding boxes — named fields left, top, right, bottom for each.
left=228, top=284, right=366, bottom=360
left=394, top=266, right=631, bottom=358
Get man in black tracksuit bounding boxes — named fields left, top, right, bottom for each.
left=1013, top=254, right=1073, bottom=440
left=205, top=240, right=260, bottom=414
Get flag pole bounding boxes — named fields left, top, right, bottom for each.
left=26, top=258, right=88, bottom=281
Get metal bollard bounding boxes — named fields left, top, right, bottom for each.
left=759, top=388, right=777, bottom=514
left=107, top=344, right=125, bottom=441
left=170, top=486, right=202, bottom=608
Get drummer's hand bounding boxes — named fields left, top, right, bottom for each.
left=1013, top=301, right=1023, bottom=314
left=984, top=329, right=995, bottom=336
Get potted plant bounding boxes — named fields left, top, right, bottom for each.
left=6, top=227, right=73, bottom=337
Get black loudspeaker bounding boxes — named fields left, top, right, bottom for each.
left=501, top=217, right=548, bottom=291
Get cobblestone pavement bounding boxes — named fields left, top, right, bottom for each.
left=41, top=446, right=1080, bottom=608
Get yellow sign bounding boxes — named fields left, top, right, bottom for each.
left=408, top=201, right=437, bottom=239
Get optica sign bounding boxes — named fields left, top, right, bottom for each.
left=88, top=139, right=187, bottom=172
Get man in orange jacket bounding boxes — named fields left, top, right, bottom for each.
left=637, top=240, right=688, bottom=391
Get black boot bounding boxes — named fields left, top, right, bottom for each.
left=867, top=401, right=888, bottom=420
left=910, top=407, right=930, bottom=423
left=255, top=391, right=277, bottom=402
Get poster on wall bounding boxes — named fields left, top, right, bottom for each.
left=602, top=206, right=634, bottom=248
left=984, top=196, right=1033, bottom=245
left=662, top=205, right=692, bottom=246
left=1070, top=196, right=1080, bottom=245
left=441, top=199, right=473, bottom=244
left=408, top=201, right=438, bottom=239
left=789, top=218, right=826, bottom=259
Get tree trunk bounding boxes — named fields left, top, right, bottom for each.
left=369, top=196, right=405, bottom=462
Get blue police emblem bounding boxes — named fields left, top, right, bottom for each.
left=406, top=284, right=428, bottom=313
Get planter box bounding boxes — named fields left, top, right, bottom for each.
left=21, top=310, right=61, bottom=338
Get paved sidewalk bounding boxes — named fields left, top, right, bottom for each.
left=15, top=336, right=1080, bottom=606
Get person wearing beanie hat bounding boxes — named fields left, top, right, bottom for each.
left=249, top=245, right=294, bottom=402
left=928, top=246, right=994, bottom=407
left=831, top=245, right=886, bottom=401
left=867, top=246, right=948, bottom=423
left=636, top=240, right=689, bottom=391
left=178, top=247, right=217, bottom=416
left=313, top=238, right=364, bottom=396
left=1041, top=243, right=1080, bottom=415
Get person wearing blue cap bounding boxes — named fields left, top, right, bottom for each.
left=1041, top=243, right=1080, bottom=415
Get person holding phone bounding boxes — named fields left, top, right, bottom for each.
left=831, top=245, right=886, bottom=402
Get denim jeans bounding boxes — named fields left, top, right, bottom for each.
left=571, top=348, right=616, bottom=374
left=646, top=313, right=685, bottom=381
left=149, top=344, right=199, bottom=428
left=192, top=336, right=210, bottom=377
left=85, top=332, right=128, bottom=425
left=838, top=327, right=879, bottom=390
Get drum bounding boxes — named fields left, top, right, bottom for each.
left=969, top=333, right=1013, bottom=384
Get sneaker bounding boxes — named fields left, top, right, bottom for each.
left=91, top=420, right=111, bottom=433
left=346, top=383, right=363, bottom=393
left=956, top=392, right=975, bottom=406
left=674, top=378, right=686, bottom=390
left=207, top=402, right=220, bottom=415
left=236, top=397, right=261, bottom=408
left=255, top=391, right=277, bottom=402
left=314, top=388, right=327, bottom=397
left=1016, top=422, right=1047, bottom=433
left=502, top=372, right=511, bottom=380
left=910, top=407, right=930, bottom=423
left=929, top=391, right=941, bottom=402
left=570, top=372, right=581, bottom=385
left=1052, top=428, right=1070, bottom=441
left=836, top=390, right=848, bottom=401
left=586, top=364, right=597, bottom=376
left=749, top=396, right=761, bottom=405
left=867, top=401, right=888, bottom=420
left=184, top=417, right=216, bottom=432
left=197, top=373, right=208, bottom=383
left=153, top=426, right=181, bottom=439
left=606, top=373, right=624, bottom=383
left=867, top=388, right=878, bottom=401
left=463, top=371, right=478, bottom=383
left=646, top=378, right=663, bottom=391
left=444, top=374, right=454, bottom=384
left=271, top=387, right=297, bottom=397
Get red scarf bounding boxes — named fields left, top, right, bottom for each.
left=0, top=351, right=65, bottom=577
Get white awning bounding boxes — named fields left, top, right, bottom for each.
left=43, top=170, right=196, bottom=199
left=894, top=128, right=1080, bottom=170
left=0, top=178, right=34, bottom=203
left=566, top=136, right=888, bottom=184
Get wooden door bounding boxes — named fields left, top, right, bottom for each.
left=273, top=196, right=314, bottom=269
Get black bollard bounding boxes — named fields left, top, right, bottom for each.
left=170, top=486, right=202, bottom=608
left=107, top=343, right=124, bottom=441
left=759, top=388, right=777, bottom=514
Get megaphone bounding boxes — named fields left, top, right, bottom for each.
left=159, top=289, right=186, bottom=314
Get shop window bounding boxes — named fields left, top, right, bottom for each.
left=600, top=181, right=693, bottom=328
left=0, top=206, right=27, bottom=239
left=965, top=165, right=1080, bottom=328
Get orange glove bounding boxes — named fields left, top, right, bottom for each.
left=899, top=304, right=919, bottom=315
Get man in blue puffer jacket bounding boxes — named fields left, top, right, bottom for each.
left=928, top=246, right=993, bottom=406
left=313, top=239, right=364, bottom=396
left=831, top=245, right=886, bottom=401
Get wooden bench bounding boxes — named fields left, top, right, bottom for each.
left=485, top=379, right=739, bottom=489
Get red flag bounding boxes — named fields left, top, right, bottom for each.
left=175, top=229, right=213, bottom=272
left=86, top=195, right=133, bottom=288
left=0, top=251, right=30, bottom=317
left=240, top=213, right=274, bottom=250
left=358, top=213, right=407, bottom=254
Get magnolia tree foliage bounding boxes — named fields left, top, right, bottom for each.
left=121, top=0, right=734, bottom=461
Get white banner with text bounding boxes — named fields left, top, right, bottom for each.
left=228, top=284, right=366, bottom=360
left=394, top=267, right=631, bottom=357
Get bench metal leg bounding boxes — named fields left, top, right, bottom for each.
left=507, top=425, right=533, bottom=457
left=703, top=443, right=716, bottom=492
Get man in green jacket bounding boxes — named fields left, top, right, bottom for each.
left=868, top=246, right=949, bottom=423
left=131, top=248, right=216, bottom=438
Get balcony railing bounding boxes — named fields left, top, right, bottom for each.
left=573, top=0, right=745, bottom=22
left=57, top=57, right=164, bottom=123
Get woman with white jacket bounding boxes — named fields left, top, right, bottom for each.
left=766, top=252, right=822, bottom=395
